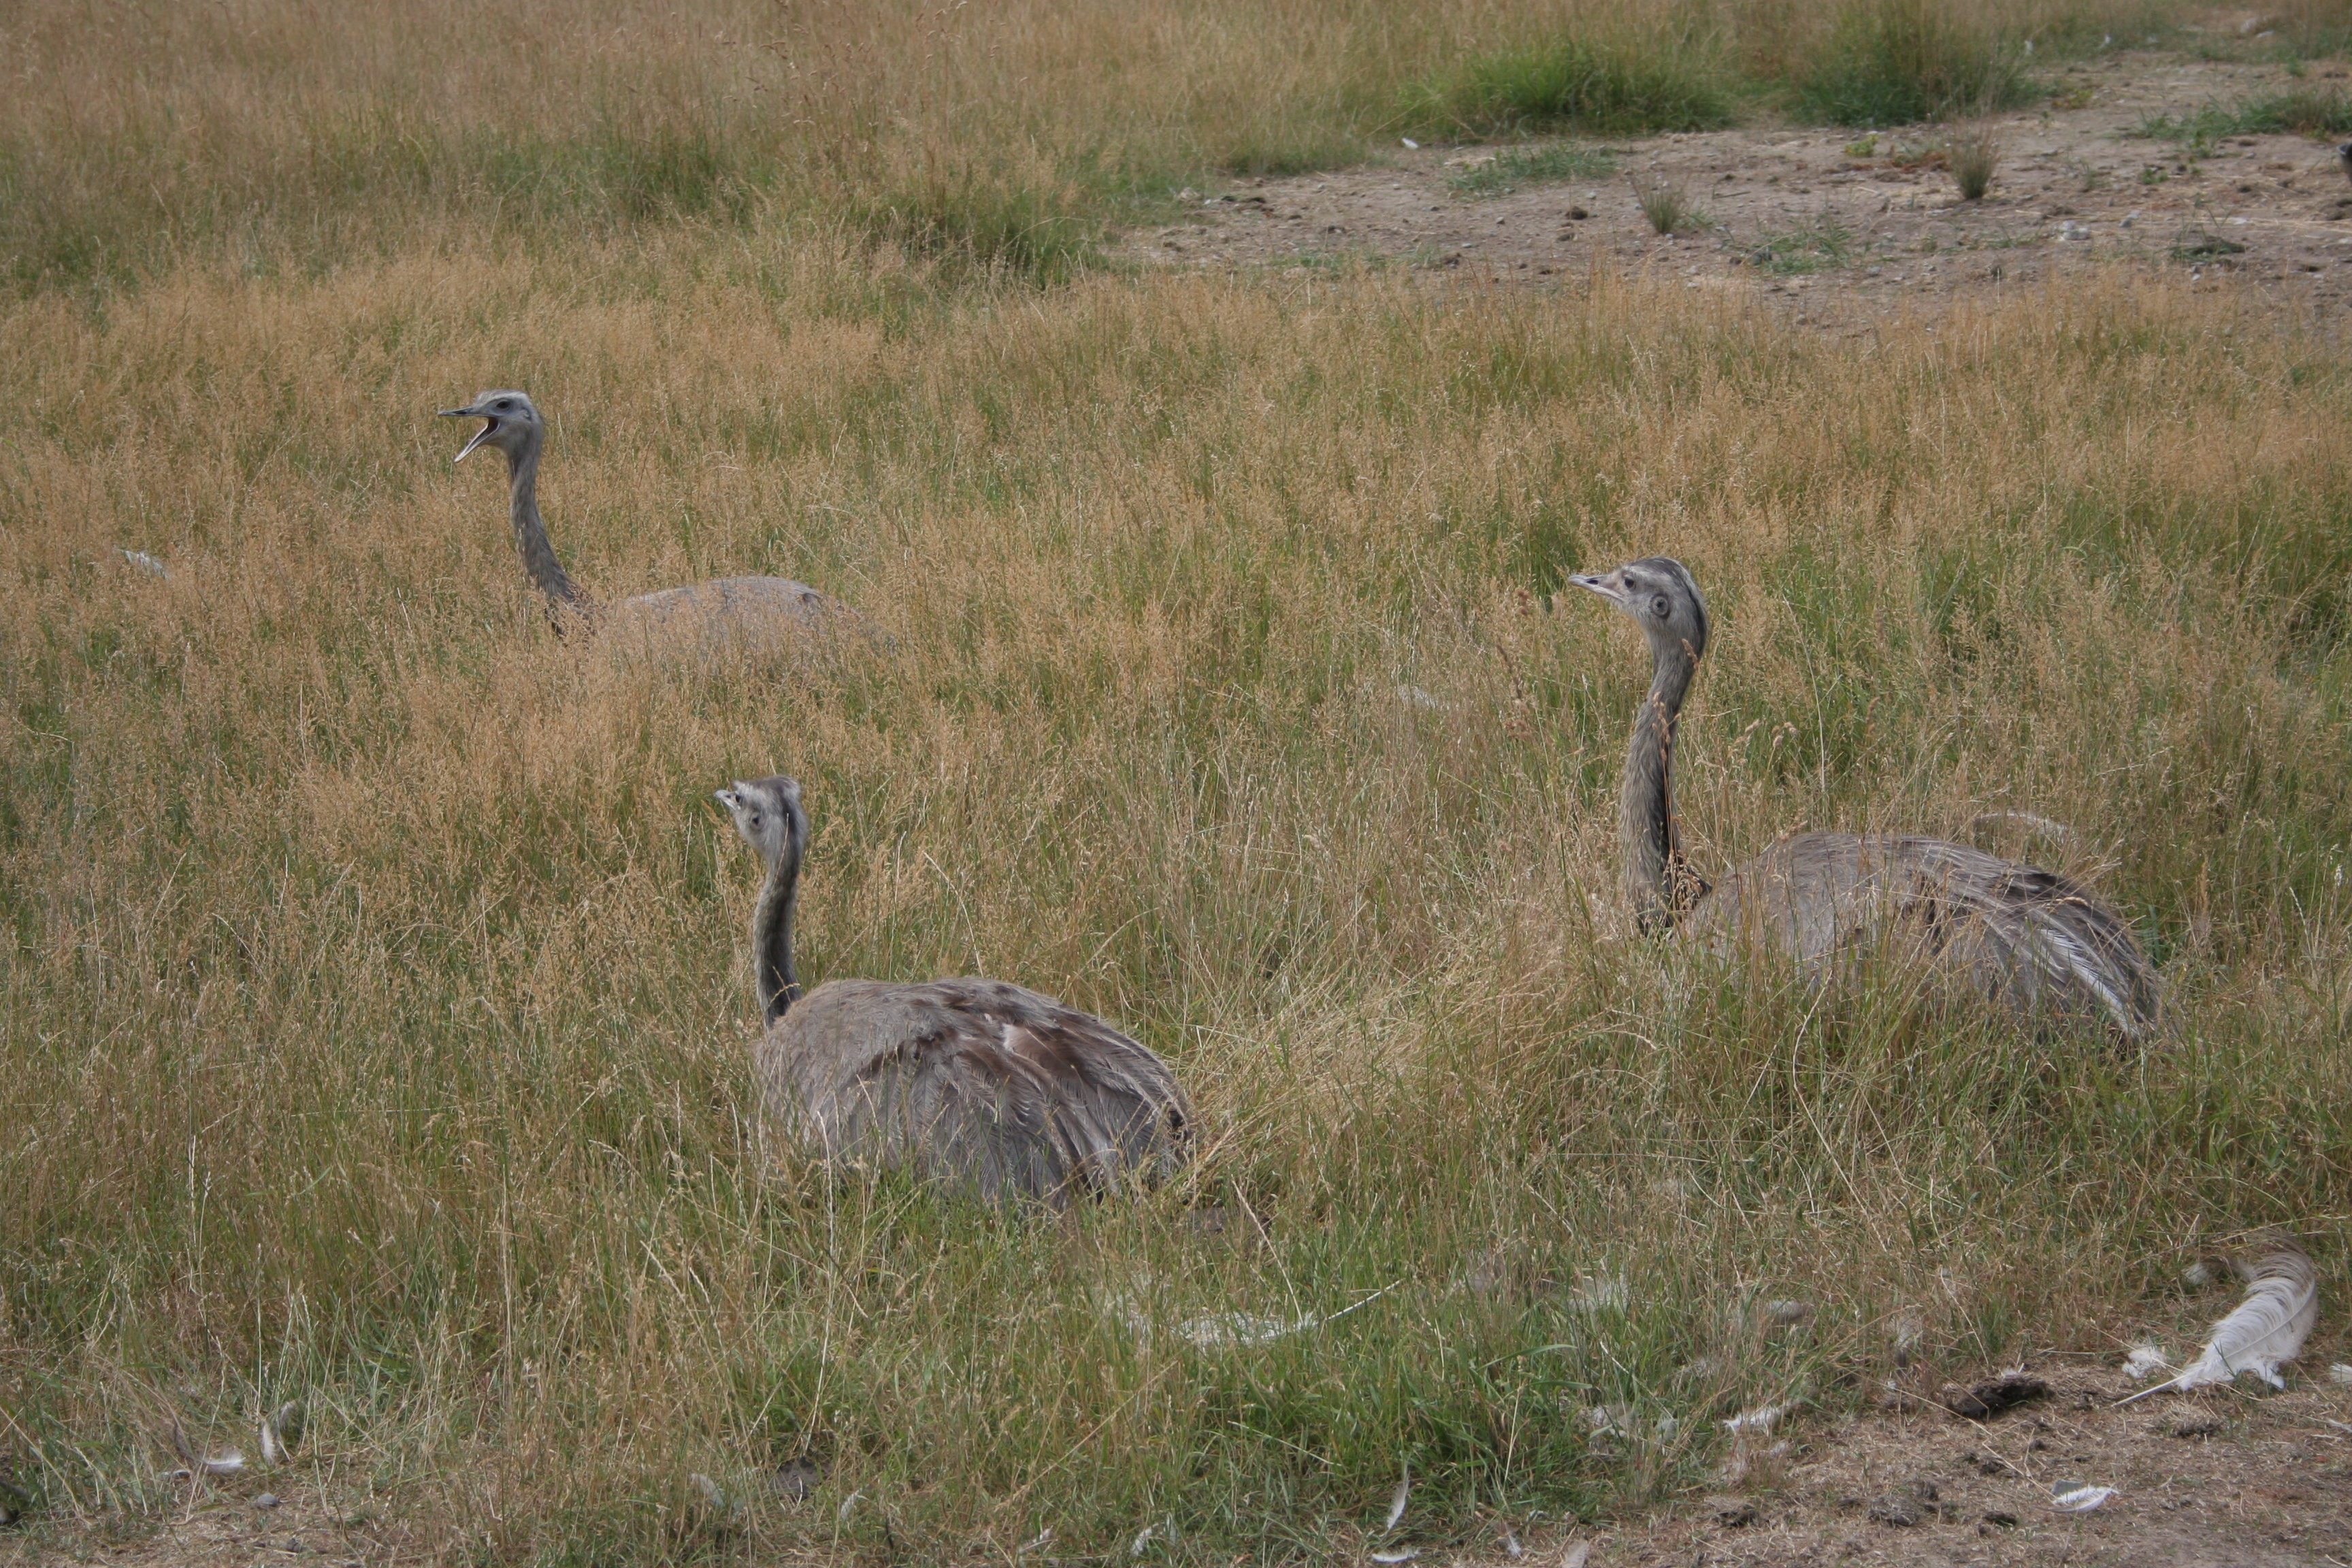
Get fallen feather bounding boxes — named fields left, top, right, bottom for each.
left=1370, top=1552, right=1419, bottom=1564
left=2050, top=1480, right=2116, bottom=1512
left=689, top=1473, right=728, bottom=1510
left=2121, top=1345, right=2170, bottom=1382
left=272, top=1401, right=305, bottom=1449
left=836, top=1489, right=864, bottom=1523
left=1130, top=1524, right=1156, bottom=1556
left=118, top=549, right=169, bottom=580
left=1721, top=1404, right=1785, bottom=1435
left=168, top=1422, right=244, bottom=1477
left=1177, top=1311, right=1314, bottom=1348
left=2119, top=1237, right=2317, bottom=1404
left=2331, top=1365, right=2352, bottom=1386
left=1891, top=1306, right=1927, bottom=1367
left=1559, top=1542, right=1591, bottom=1568
left=1401, top=138, right=1420, bottom=150
left=1383, top=1463, right=1411, bottom=1531
left=257, top=1400, right=305, bottom=1467
left=1501, top=1527, right=1524, bottom=1557
left=1565, top=1274, right=1629, bottom=1312
left=1175, top=1282, right=1402, bottom=1350
left=1017, top=1529, right=1053, bottom=1554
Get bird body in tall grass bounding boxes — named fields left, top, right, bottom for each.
left=1571, top=557, right=2162, bottom=1038
left=440, top=391, right=838, bottom=640
left=717, top=775, right=1194, bottom=1204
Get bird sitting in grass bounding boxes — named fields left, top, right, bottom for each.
left=440, top=391, right=846, bottom=644
left=717, top=774, right=1194, bottom=1205
left=1569, top=556, right=2162, bottom=1038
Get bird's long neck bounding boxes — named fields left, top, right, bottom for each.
left=1621, top=640, right=1708, bottom=934
left=751, top=843, right=802, bottom=1026
left=502, top=431, right=589, bottom=612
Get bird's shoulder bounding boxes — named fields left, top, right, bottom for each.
left=778, top=977, right=1160, bottom=1085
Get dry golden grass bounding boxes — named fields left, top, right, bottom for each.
left=5, top=216, right=2351, bottom=1558
left=4, top=0, right=2351, bottom=1561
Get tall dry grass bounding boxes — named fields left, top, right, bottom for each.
left=3, top=215, right=2351, bottom=1558
left=2, top=0, right=2347, bottom=1560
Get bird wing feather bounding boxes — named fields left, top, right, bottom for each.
left=757, top=978, right=1192, bottom=1203
left=1686, top=832, right=2160, bottom=1036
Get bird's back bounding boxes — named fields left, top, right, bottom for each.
left=609, top=576, right=841, bottom=647
left=754, top=977, right=1193, bottom=1203
left=1681, top=831, right=2161, bottom=1037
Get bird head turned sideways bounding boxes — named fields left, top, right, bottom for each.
left=715, top=774, right=808, bottom=869
left=438, top=390, right=542, bottom=464
left=1568, top=557, right=1710, bottom=661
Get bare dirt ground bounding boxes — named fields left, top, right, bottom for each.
left=1561, top=1362, right=2352, bottom=1567
left=1117, top=46, right=2352, bottom=327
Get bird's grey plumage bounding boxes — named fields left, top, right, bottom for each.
left=716, top=775, right=1193, bottom=1204
left=439, top=391, right=840, bottom=642
left=1570, top=557, right=2162, bottom=1038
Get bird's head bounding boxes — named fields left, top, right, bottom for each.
left=1568, top=556, right=1710, bottom=663
left=438, top=390, right=542, bottom=465
left=715, top=774, right=807, bottom=873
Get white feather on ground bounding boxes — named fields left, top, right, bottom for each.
left=167, top=1422, right=243, bottom=1477
left=2117, top=1237, right=2317, bottom=1404
left=2121, top=1344, right=2170, bottom=1382
left=1382, top=1463, right=1410, bottom=1531
left=1720, top=1403, right=1786, bottom=1435
left=2050, top=1480, right=2116, bottom=1512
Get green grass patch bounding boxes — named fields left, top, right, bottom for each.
left=1741, top=215, right=1857, bottom=274
left=1448, top=143, right=1619, bottom=198
left=2136, top=87, right=2352, bottom=148
left=1403, top=35, right=1738, bottom=139
left=1791, top=0, right=2038, bottom=126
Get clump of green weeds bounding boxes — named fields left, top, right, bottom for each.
left=2170, top=227, right=2248, bottom=261
left=2137, top=88, right=2352, bottom=146
left=1633, top=176, right=1705, bottom=235
left=1742, top=214, right=1855, bottom=274
left=1449, top=143, right=1618, bottom=198
left=1791, top=0, right=2036, bottom=127
left=1946, top=126, right=2001, bottom=200
left=1403, top=35, right=1737, bottom=139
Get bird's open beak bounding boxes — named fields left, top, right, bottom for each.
left=1568, top=570, right=1627, bottom=606
left=438, top=404, right=495, bottom=464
